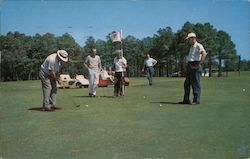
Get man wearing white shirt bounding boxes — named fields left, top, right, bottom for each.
left=84, top=48, right=102, bottom=97
left=39, top=50, right=68, bottom=111
left=179, top=33, right=207, bottom=105
left=142, top=53, right=157, bottom=85
left=113, top=50, right=127, bottom=97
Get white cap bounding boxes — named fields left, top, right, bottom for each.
left=115, top=49, right=122, bottom=55
left=185, top=32, right=196, bottom=40
left=57, top=50, right=68, bottom=62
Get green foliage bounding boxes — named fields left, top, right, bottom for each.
left=0, top=22, right=246, bottom=81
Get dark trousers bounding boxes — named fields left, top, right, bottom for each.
left=183, top=62, right=201, bottom=103
left=114, top=72, right=123, bottom=96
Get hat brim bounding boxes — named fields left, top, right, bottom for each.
left=185, top=36, right=195, bottom=40
left=57, top=52, right=68, bottom=62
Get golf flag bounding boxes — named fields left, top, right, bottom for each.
left=109, top=31, right=121, bottom=42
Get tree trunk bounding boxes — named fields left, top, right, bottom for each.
left=218, top=57, right=222, bottom=77
left=208, top=55, right=212, bottom=77
left=28, top=70, right=32, bottom=80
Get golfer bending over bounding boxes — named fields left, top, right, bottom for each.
left=179, top=33, right=207, bottom=105
left=39, top=50, right=68, bottom=111
left=84, top=48, right=102, bottom=97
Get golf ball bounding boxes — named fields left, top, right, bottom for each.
left=143, top=96, right=146, bottom=98
left=243, top=89, right=245, bottom=92
left=160, top=104, right=162, bottom=107
left=85, top=105, right=89, bottom=107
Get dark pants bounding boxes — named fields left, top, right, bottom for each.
left=183, top=62, right=201, bottom=103
left=114, top=72, right=124, bottom=96
left=146, top=66, right=154, bottom=85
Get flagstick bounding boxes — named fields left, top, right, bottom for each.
left=120, top=29, right=125, bottom=96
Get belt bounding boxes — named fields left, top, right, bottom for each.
left=188, top=61, right=200, bottom=65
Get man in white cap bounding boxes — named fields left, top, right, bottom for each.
left=179, top=33, right=207, bottom=105
left=113, top=49, right=127, bottom=97
left=39, top=50, right=68, bottom=111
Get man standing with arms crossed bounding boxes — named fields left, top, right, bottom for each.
left=84, top=48, right=102, bottom=97
left=179, top=33, right=207, bottom=105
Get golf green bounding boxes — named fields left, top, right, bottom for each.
left=0, top=72, right=249, bottom=159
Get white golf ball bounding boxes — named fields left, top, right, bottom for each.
left=159, top=104, right=162, bottom=107
left=243, top=89, right=245, bottom=92
left=143, top=96, right=146, bottom=98
left=85, top=105, right=89, bottom=107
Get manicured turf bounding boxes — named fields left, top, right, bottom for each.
left=0, top=72, right=249, bottom=159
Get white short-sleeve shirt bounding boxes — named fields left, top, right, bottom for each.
left=85, top=55, right=101, bottom=72
left=114, top=57, right=127, bottom=72
left=144, top=58, right=157, bottom=67
left=41, top=53, right=60, bottom=75
left=187, top=42, right=207, bottom=62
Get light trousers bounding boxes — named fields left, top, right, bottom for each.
left=39, top=70, right=57, bottom=108
left=88, top=69, right=100, bottom=95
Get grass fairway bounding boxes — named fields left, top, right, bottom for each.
left=0, top=72, right=249, bottom=159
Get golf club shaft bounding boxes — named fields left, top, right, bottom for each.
left=62, top=85, right=80, bottom=107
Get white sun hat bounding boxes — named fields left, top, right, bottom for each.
left=185, top=32, right=196, bottom=40
left=115, top=49, right=122, bottom=55
left=57, top=50, right=68, bottom=62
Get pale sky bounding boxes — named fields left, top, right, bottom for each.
left=1, top=0, right=249, bottom=59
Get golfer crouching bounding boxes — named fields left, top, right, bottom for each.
left=39, top=50, right=68, bottom=111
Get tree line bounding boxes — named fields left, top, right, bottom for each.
left=0, top=22, right=249, bottom=81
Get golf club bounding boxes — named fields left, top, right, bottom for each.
left=62, top=85, right=80, bottom=107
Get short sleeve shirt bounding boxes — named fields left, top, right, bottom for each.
left=41, top=53, right=60, bottom=75
left=85, top=55, right=101, bottom=72
left=144, top=58, right=157, bottom=67
left=114, top=57, right=127, bottom=72
left=187, top=42, right=207, bottom=62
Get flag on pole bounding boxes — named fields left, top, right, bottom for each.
left=109, top=31, right=121, bottom=42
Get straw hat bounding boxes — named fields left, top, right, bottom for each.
left=57, top=50, right=68, bottom=62
left=185, top=32, right=196, bottom=40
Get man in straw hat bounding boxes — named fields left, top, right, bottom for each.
left=179, top=32, right=207, bottom=105
left=39, top=50, right=68, bottom=111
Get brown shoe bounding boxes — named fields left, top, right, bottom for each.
left=43, top=107, right=55, bottom=112
left=51, top=105, right=58, bottom=110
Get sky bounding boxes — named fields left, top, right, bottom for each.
left=0, top=0, right=249, bottom=60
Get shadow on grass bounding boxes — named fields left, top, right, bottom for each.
left=73, top=95, right=114, bottom=98
left=150, top=101, right=180, bottom=105
left=98, top=95, right=115, bottom=98
left=73, top=95, right=92, bottom=98
left=28, top=107, right=62, bottom=111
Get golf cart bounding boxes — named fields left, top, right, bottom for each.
left=75, top=75, right=89, bottom=88
left=98, top=70, right=114, bottom=87
left=57, top=74, right=89, bottom=88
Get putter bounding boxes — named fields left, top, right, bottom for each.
left=62, top=84, right=80, bottom=107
